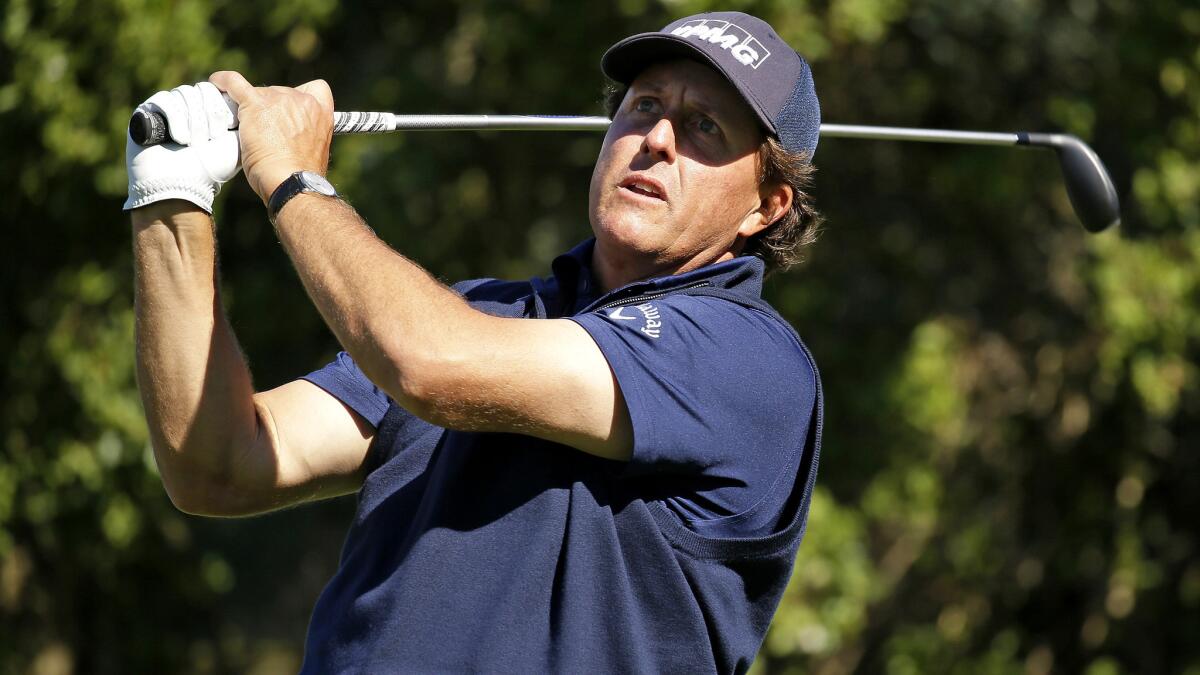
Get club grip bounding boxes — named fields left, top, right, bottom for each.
left=130, top=109, right=395, bottom=147
left=331, top=112, right=395, bottom=134
left=129, top=109, right=168, bottom=146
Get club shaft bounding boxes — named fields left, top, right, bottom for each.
left=327, top=113, right=1117, bottom=233
left=817, top=124, right=1018, bottom=146
left=333, top=113, right=1026, bottom=146
left=332, top=113, right=613, bottom=133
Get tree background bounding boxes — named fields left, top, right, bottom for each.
left=2, top=0, right=1197, bottom=672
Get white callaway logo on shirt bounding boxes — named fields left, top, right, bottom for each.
left=607, top=303, right=663, bottom=339
left=670, top=19, right=771, bottom=69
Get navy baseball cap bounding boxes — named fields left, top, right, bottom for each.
left=602, top=12, right=820, bottom=159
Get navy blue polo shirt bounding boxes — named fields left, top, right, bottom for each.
left=299, top=239, right=823, bottom=673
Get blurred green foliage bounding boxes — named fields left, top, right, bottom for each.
left=1, top=0, right=1197, bottom=672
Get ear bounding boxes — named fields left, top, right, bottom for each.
left=736, top=181, right=793, bottom=241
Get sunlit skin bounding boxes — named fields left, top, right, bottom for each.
left=589, top=59, right=793, bottom=293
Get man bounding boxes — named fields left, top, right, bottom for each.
left=126, top=10, right=824, bottom=673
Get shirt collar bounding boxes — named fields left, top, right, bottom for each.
left=549, top=238, right=766, bottom=315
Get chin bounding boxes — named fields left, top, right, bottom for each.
left=592, top=209, right=665, bottom=259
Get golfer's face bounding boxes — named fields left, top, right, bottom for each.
left=589, top=59, right=764, bottom=273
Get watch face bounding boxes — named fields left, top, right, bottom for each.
left=299, top=171, right=337, bottom=196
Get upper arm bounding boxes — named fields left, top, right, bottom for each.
left=407, top=295, right=814, bottom=481
left=409, top=316, right=633, bottom=461
left=208, top=380, right=375, bottom=516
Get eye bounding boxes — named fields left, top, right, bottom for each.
left=695, top=116, right=720, bottom=136
left=633, top=97, right=659, bottom=114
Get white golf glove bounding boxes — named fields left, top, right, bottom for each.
left=124, top=81, right=241, bottom=214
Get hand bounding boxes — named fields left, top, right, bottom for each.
left=208, top=71, right=334, bottom=205
left=124, top=82, right=241, bottom=214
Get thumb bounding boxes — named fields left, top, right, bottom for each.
left=209, top=70, right=258, bottom=106
left=296, top=79, right=334, bottom=113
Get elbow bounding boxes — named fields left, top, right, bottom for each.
left=345, top=299, right=489, bottom=428
left=163, top=484, right=220, bottom=517
left=159, top=474, right=224, bottom=517
left=151, top=440, right=260, bottom=518
left=162, top=478, right=263, bottom=518
left=144, top=399, right=282, bottom=517
left=348, top=335, right=423, bottom=403
left=352, top=338, right=464, bottom=423
left=371, top=342, right=478, bottom=431
left=158, top=468, right=233, bottom=517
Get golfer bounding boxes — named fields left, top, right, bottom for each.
left=126, top=11, right=824, bottom=673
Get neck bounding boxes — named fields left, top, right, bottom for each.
left=591, top=239, right=735, bottom=294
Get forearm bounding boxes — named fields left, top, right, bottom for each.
left=205, top=72, right=500, bottom=424
left=271, top=195, right=632, bottom=458
left=272, top=195, right=484, bottom=410
left=132, top=201, right=259, bottom=506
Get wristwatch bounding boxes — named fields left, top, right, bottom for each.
left=268, top=170, right=338, bottom=223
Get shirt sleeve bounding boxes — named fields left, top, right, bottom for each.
left=302, top=351, right=393, bottom=428
left=569, top=294, right=817, bottom=531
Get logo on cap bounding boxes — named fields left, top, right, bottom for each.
left=670, top=19, right=771, bottom=69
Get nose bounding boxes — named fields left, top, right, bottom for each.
left=640, top=118, right=676, bottom=163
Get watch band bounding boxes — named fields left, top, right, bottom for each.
left=268, top=171, right=337, bottom=223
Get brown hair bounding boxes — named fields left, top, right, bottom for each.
left=603, top=84, right=823, bottom=274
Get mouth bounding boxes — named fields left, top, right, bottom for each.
left=618, top=175, right=667, bottom=201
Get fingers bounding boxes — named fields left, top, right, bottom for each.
left=196, top=73, right=333, bottom=200
left=295, top=79, right=334, bottom=113
left=209, top=71, right=258, bottom=104
left=209, top=72, right=331, bottom=117
left=178, top=84, right=209, bottom=143
left=145, top=88, right=193, bottom=145
left=143, top=74, right=329, bottom=151
left=195, top=82, right=238, bottom=140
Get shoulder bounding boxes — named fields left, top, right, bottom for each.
left=666, top=293, right=807, bottom=343
left=572, top=291, right=816, bottom=410
left=669, top=292, right=816, bottom=391
left=583, top=292, right=811, bottom=363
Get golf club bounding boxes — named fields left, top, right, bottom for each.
left=130, top=110, right=1121, bottom=232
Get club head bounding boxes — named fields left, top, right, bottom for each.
left=1022, top=133, right=1121, bottom=232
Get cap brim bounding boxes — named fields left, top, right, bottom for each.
left=601, top=32, right=777, bottom=138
